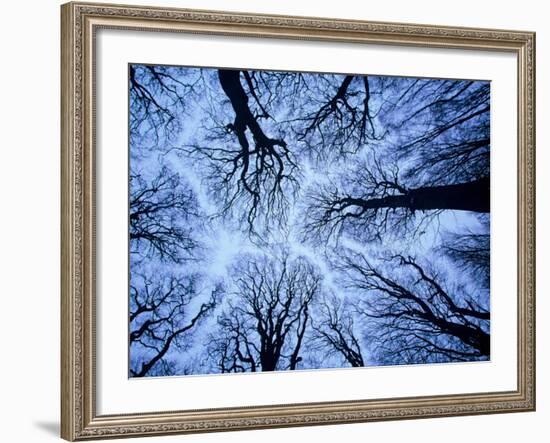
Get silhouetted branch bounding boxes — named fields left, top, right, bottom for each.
left=311, top=295, right=365, bottom=367
left=208, top=254, right=320, bottom=372
left=130, top=166, right=198, bottom=263
left=339, top=251, right=490, bottom=364
left=129, top=273, right=220, bottom=377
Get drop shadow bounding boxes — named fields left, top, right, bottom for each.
left=33, top=421, right=59, bottom=437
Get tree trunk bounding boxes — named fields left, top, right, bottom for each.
left=218, top=69, right=285, bottom=149
left=260, top=353, right=278, bottom=371
left=348, top=176, right=490, bottom=213
left=441, top=320, right=490, bottom=356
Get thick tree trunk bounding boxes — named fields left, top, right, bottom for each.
left=260, top=353, right=278, bottom=372
left=407, top=176, right=489, bottom=212
left=218, top=69, right=285, bottom=149
left=346, top=177, right=490, bottom=213
left=334, top=76, right=354, bottom=101
left=441, top=320, right=490, bottom=356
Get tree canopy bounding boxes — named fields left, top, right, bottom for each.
left=129, top=64, right=490, bottom=377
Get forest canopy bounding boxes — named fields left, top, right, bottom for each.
left=129, top=64, right=490, bottom=377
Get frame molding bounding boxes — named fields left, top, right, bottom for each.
left=61, top=2, right=535, bottom=440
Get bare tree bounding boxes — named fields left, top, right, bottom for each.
left=288, top=74, right=381, bottom=157
left=302, top=77, right=490, bottom=243
left=310, top=294, right=365, bottom=367
left=392, top=79, right=490, bottom=186
left=131, top=67, right=489, bottom=243
left=440, top=216, right=490, bottom=289
left=129, top=273, right=219, bottom=377
left=208, top=254, right=320, bottom=373
left=339, top=251, right=490, bottom=364
left=304, top=156, right=488, bottom=242
left=129, top=64, right=202, bottom=145
left=130, top=166, right=198, bottom=263
left=183, top=69, right=299, bottom=234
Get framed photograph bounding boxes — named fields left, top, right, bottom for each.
left=61, top=1, right=536, bottom=440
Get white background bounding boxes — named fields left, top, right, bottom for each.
left=0, top=0, right=546, bottom=442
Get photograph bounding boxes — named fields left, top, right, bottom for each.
left=57, top=3, right=536, bottom=439
left=128, top=65, right=491, bottom=377
left=0, top=0, right=545, bottom=441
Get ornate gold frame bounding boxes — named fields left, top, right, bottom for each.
left=61, top=2, right=536, bottom=440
